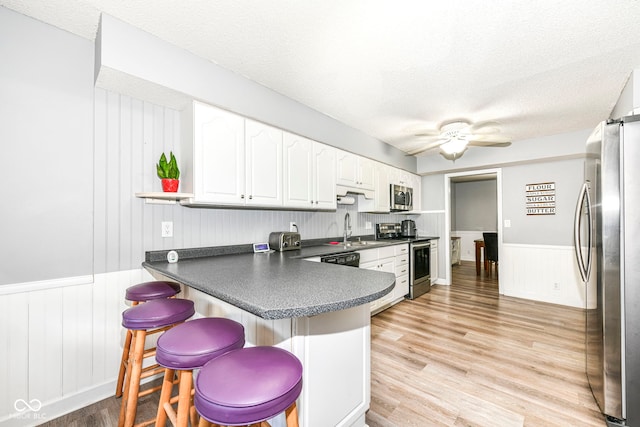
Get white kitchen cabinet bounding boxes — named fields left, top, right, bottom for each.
left=390, top=169, right=412, bottom=187
left=245, top=119, right=283, bottom=206
left=430, top=239, right=439, bottom=284
left=183, top=102, right=282, bottom=207
left=313, top=143, right=337, bottom=209
left=359, top=245, right=407, bottom=314
left=393, top=244, right=409, bottom=300
left=409, top=173, right=422, bottom=212
left=283, top=133, right=336, bottom=210
left=358, top=162, right=391, bottom=213
left=245, top=119, right=283, bottom=207
left=186, top=100, right=246, bottom=204
left=336, top=150, right=375, bottom=190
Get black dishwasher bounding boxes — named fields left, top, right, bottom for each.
left=320, top=252, right=360, bottom=267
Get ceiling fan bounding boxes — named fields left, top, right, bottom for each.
left=407, top=119, right=511, bottom=160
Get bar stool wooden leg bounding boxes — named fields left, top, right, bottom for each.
left=155, top=367, right=176, bottom=427
left=116, top=300, right=139, bottom=398
left=285, top=403, right=299, bottom=427
left=119, top=329, right=147, bottom=427
left=176, top=370, right=193, bottom=427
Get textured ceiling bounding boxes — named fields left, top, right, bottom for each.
left=4, top=0, right=640, bottom=157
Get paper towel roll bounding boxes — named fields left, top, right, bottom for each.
left=337, top=196, right=356, bottom=205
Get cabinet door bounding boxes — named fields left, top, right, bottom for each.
left=245, top=120, right=283, bottom=206
left=283, top=133, right=314, bottom=208
left=374, top=163, right=390, bottom=212
left=395, top=275, right=409, bottom=299
left=336, top=149, right=358, bottom=187
left=358, top=157, right=375, bottom=190
left=193, top=101, right=245, bottom=203
left=410, top=173, right=421, bottom=211
left=313, top=143, right=337, bottom=210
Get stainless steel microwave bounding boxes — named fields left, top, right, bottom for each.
left=390, top=184, right=413, bottom=211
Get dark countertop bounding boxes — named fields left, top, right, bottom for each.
left=143, top=236, right=438, bottom=320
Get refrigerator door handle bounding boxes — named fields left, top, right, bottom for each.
left=573, top=181, right=592, bottom=282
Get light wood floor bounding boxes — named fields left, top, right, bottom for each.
left=365, top=261, right=606, bottom=427
left=42, top=261, right=606, bottom=426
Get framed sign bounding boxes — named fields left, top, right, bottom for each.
left=526, top=182, right=556, bottom=215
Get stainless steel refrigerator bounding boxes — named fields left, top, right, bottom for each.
left=574, top=114, right=640, bottom=427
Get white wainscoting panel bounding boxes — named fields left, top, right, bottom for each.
left=501, top=243, right=586, bottom=308
left=0, top=269, right=154, bottom=426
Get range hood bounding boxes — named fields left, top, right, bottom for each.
left=336, top=184, right=374, bottom=199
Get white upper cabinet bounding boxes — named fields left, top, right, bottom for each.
left=245, top=120, right=283, bottom=207
left=358, top=161, right=390, bottom=213
left=185, top=101, right=282, bottom=207
left=312, top=142, right=337, bottom=209
left=409, top=173, right=422, bottom=212
left=283, top=133, right=314, bottom=208
left=336, top=150, right=375, bottom=190
left=283, top=133, right=336, bottom=210
left=190, top=100, right=246, bottom=204
left=180, top=100, right=417, bottom=211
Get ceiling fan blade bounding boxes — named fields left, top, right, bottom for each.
left=467, top=140, right=512, bottom=147
left=413, top=134, right=444, bottom=141
left=406, top=139, right=447, bottom=156
left=468, top=120, right=501, bottom=132
left=439, top=119, right=471, bottom=132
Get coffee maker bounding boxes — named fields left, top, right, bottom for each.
left=401, top=220, right=416, bottom=237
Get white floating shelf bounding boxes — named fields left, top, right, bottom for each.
left=135, top=192, right=194, bottom=204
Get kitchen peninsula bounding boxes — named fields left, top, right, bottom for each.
left=143, top=245, right=396, bottom=427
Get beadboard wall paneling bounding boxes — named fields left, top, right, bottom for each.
left=0, top=269, right=152, bottom=426
left=501, top=244, right=585, bottom=308
left=94, top=89, right=404, bottom=274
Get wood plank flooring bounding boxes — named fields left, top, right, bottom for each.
left=365, top=261, right=606, bottom=427
left=42, top=261, right=605, bottom=426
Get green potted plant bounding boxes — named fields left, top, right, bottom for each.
left=157, top=151, right=180, bottom=192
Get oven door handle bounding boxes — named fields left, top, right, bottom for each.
left=411, top=242, right=431, bottom=250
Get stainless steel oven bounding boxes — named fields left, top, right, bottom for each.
left=409, top=241, right=431, bottom=299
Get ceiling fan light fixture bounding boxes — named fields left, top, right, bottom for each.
left=439, top=138, right=468, bottom=156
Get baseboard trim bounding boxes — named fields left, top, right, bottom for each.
left=0, top=380, right=115, bottom=427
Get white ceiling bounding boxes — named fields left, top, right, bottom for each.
left=4, top=0, right=640, bottom=157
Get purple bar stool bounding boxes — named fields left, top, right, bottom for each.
left=194, top=346, right=303, bottom=427
left=116, top=281, right=182, bottom=398
left=155, top=318, right=245, bottom=427
left=118, top=298, right=195, bottom=427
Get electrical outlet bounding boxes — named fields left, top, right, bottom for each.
left=553, top=282, right=560, bottom=291
left=290, top=222, right=297, bottom=232
left=504, top=219, right=511, bottom=228
left=365, top=221, right=372, bottom=230
left=161, top=221, right=173, bottom=238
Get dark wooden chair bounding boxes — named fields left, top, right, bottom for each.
left=483, top=232, right=498, bottom=278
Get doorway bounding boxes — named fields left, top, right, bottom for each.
left=443, top=168, right=503, bottom=294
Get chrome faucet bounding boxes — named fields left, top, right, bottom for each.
left=343, top=212, right=352, bottom=244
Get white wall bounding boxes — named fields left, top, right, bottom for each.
left=0, top=7, right=94, bottom=285
left=452, top=179, right=497, bottom=231
left=502, top=158, right=584, bottom=246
